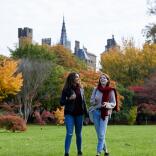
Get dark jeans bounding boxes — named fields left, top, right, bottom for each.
left=64, top=114, right=83, bottom=154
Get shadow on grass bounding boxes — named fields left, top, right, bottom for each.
left=0, top=129, right=22, bottom=133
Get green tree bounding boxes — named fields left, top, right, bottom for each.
left=10, top=44, right=56, bottom=60
left=128, top=106, right=137, bottom=125
left=38, top=65, right=65, bottom=110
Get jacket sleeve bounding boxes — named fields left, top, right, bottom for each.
left=81, top=89, right=89, bottom=117
left=105, top=90, right=116, bottom=109
left=60, top=89, right=74, bottom=106
left=60, top=90, right=66, bottom=106
left=90, top=87, right=102, bottom=109
left=84, top=95, right=89, bottom=117
left=90, top=87, right=97, bottom=106
left=60, top=89, right=68, bottom=106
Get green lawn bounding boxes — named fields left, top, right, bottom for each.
left=0, top=125, right=156, bottom=156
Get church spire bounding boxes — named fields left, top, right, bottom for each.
left=60, top=16, right=67, bottom=46
left=59, top=16, right=71, bottom=49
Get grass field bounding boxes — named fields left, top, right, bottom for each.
left=0, top=125, right=156, bottom=156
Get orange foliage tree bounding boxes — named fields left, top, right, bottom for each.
left=50, top=45, right=86, bottom=70
left=0, top=59, right=23, bottom=101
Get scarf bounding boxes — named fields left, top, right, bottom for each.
left=97, top=85, right=118, bottom=120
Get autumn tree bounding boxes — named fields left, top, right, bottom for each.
left=129, top=71, right=156, bottom=124
left=137, top=103, right=156, bottom=124
left=0, top=59, right=23, bottom=101
left=142, top=43, right=156, bottom=74
left=50, top=45, right=87, bottom=70
left=101, top=40, right=156, bottom=87
left=101, top=41, right=145, bottom=86
left=101, top=47, right=125, bottom=84
left=137, top=72, right=156, bottom=104
left=0, top=55, right=7, bottom=61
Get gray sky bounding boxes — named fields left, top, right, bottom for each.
left=0, top=0, right=155, bottom=62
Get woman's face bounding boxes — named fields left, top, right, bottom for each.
left=74, top=73, right=80, bottom=84
left=100, top=75, right=108, bottom=85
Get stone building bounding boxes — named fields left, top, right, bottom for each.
left=105, top=35, right=120, bottom=51
left=42, top=38, right=51, bottom=46
left=74, top=40, right=96, bottom=70
left=18, top=27, right=33, bottom=47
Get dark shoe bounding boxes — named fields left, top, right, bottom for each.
left=96, top=152, right=100, bottom=156
left=64, top=153, right=69, bottom=156
left=78, top=151, right=83, bottom=156
left=105, top=152, right=109, bottom=156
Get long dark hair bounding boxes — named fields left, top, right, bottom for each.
left=63, top=72, right=80, bottom=90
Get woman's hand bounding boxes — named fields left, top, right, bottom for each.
left=69, top=93, right=76, bottom=100
left=101, top=102, right=108, bottom=107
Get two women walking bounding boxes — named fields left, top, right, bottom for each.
left=60, top=72, right=118, bottom=156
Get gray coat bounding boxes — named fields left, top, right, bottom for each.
left=90, top=87, right=116, bottom=116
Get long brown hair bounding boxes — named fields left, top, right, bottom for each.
left=63, top=72, right=80, bottom=90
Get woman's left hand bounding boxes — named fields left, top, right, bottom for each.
left=101, top=102, right=108, bottom=107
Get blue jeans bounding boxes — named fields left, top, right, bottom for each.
left=64, top=114, right=83, bottom=154
left=93, top=109, right=109, bottom=153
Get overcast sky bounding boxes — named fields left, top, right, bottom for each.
left=0, top=0, right=155, bottom=64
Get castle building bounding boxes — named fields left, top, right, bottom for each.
left=42, top=38, right=51, bottom=46
left=18, top=27, right=33, bottom=47
left=104, top=35, right=120, bottom=51
left=59, top=17, right=71, bottom=50
left=74, top=40, right=96, bottom=70
left=18, top=18, right=96, bottom=69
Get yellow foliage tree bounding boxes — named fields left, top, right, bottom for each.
left=142, top=43, right=156, bottom=72
left=0, top=59, right=23, bottom=101
left=101, top=48, right=125, bottom=83
left=53, top=107, right=64, bottom=125
left=101, top=41, right=149, bottom=86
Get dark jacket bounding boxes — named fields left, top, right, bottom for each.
left=60, top=87, right=88, bottom=116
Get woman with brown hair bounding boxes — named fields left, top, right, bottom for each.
left=90, top=73, right=118, bottom=156
left=60, top=72, right=88, bottom=156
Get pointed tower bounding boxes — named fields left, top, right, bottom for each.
left=60, top=17, right=71, bottom=49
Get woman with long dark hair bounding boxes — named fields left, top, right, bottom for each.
left=60, top=72, right=88, bottom=156
left=90, top=73, right=118, bottom=156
